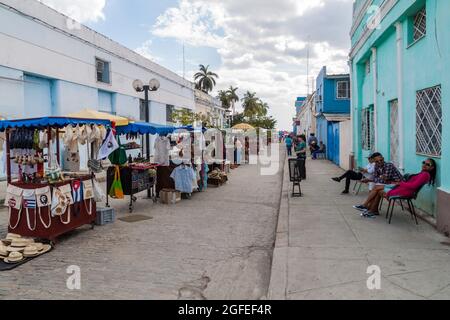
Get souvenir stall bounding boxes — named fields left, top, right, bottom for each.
left=0, top=117, right=111, bottom=242
left=155, top=126, right=209, bottom=198
left=106, top=122, right=179, bottom=212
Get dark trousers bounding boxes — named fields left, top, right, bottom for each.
left=339, top=170, right=363, bottom=192
left=286, top=145, right=292, bottom=156
left=296, top=156, right=306, bottom=180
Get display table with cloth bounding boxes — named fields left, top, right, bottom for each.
left=7, top=176, right=96, bottom=241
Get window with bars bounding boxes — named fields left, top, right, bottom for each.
left=96, top=57, right=111, bottom=84
left=361, top=106, right=374, bottom=151
left=166, top=104, right=175, bottom=123
left=416, top=85, right=442, bottom=157
left=336, top=81, right=350, bottom=99
left=412, top=7, right=426, bottom=43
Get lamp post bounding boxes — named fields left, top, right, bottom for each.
left=133, top=79, right=160, bottom=199
left=132, top=78, right=160, bottom=161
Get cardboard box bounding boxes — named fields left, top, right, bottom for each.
left=159, top=189, right=181, bottom=204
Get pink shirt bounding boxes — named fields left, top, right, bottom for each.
left=386, top=171, right=430, bottom=199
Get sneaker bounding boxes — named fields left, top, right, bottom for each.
left=353, top=205, right=368, bottom=211
left=341, top=190, right=349, bottom=194
left=332, top=177, right=341, bottom=183
left=361, top=210, right=377, bottom=218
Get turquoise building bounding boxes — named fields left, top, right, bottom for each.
left=350, top=0, right=450, bottom=233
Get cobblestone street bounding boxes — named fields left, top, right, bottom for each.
left=0, top=155, right=284, bottom=299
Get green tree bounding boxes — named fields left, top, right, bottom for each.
left=227, top=86, right=239, bottom=116
left=242, top=91, right=260, bottom=119
left=194, top=64, right=219, bottom=93
left=217, top=90, right=231, bottom=109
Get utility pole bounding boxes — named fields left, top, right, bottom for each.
left=306, top=37, right=310, bottom=95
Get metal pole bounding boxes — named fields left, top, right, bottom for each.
left=5, top=129, right=11, bottom=184
left=144, top=85, right=151, bottom=199
left=144, top=86, right=150, bottom=161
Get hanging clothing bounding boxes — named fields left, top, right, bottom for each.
left=154, top=135, right=171, bottom=166
left=170, top=165, right=196, bottom=193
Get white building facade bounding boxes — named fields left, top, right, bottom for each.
left=296, top=93, right=316, bottom=137
left=0, top=0, right=196, bottom=177
left=194, top=90, right=226, bottom=128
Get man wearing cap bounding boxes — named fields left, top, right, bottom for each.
left=353, top=153, right=403, bottom=216
left=332, top=154, right=376, bottom=194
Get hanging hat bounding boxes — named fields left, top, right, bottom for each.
left=4, top=251, right=24, bottom=264
left=23, top=245, right=40, bottom=258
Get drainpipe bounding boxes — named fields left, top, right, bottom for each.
left=371, top=47, right=378, bottom=149
left=396, top=22, right=405, bottom=172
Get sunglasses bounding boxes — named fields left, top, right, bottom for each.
left=422, top=161, right=432, bottom=167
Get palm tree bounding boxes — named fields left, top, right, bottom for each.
left=226, top=86, right=239, bottom=117
left=258, top=100, right=269, bottom=117
left=217, top=90, right=231, bottom=109
left=242, top=91, right=260, bottom=119
left=194, top=64, right=219, bottom=93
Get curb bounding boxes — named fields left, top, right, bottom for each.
left=267, top=156, right=290, bottom=300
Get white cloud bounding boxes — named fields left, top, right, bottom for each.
left=38, top=0, right=108, bottom=23
left=134, top=40, right=162, bottom=63
left=151, top=0, right=353, bottom=129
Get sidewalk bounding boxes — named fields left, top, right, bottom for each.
left=268, top=157, right=450, bottom=300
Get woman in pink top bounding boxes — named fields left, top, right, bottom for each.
left=363, top=159, right=436, bottom=216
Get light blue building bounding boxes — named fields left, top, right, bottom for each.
left=315, top=66, right=351, bottom=166
left=350, top=0, right=450, bottom=232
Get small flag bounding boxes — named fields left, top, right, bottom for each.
left=24, top=195, right=37, bottom=209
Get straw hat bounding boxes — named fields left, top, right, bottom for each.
left=23, top=245, right=40, bottom=258
left=34, top=242, right=44, bottom=252
left=6, top=238, right=32, bottom=252
left=4, top=251, right=24, bottom=264
left=2, top=233, right=22, bottom=244
left=0, top=244, right=8, bottom=257
left=38, top=244, right=52, bottom=255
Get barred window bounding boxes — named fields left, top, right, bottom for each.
left=413, top=7, right=426, bottom=42
left=337, top=81, right=350, bottom=99
left=361, top=106, right=374, bottom=151
left=416, top=85, right=442, bottom=156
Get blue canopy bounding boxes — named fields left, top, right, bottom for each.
left=0, top=117, right=111, bottom=132
left=116, top=122, right=205, bottom=136
left=116, top=122, right=178, bottom=136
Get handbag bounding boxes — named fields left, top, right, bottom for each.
left=35, top=186, right=52, bottom=229
left=88, top=159, right=103, bottom=173
left=92, top=178, right=105, bottom=202
left=108, top=137, right=127, bottom=165
left=109, top=166, right=124, bottom=199
left=5, top=184, right=23, bottom=210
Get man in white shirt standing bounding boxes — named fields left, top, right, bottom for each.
left=331, top=154, right=376, bottom=194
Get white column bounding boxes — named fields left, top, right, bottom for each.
left=371, top=47, right=378, bottom=150
left=396, top=22, right=404, bottom=172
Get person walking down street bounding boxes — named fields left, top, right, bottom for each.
left=332, top=154, right=375, bottom=193
left=285, top=135, right=293, bottom=156
left=362, top=158, right=436, bottom=217
left=312, top=141, right=326, bottom=160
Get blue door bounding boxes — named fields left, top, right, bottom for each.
left=327, top=122, right=340, bottom=166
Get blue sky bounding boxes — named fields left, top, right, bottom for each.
left=39, top=0, right=353, bottom=131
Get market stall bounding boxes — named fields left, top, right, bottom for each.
left=106, top=122, right=181, bottom=212
left=0, top=117, right=111, bottom=242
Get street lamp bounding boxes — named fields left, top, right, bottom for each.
left=133, top=78, right=160, bottom=161
left=133, top=78, right=160, bottom=198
